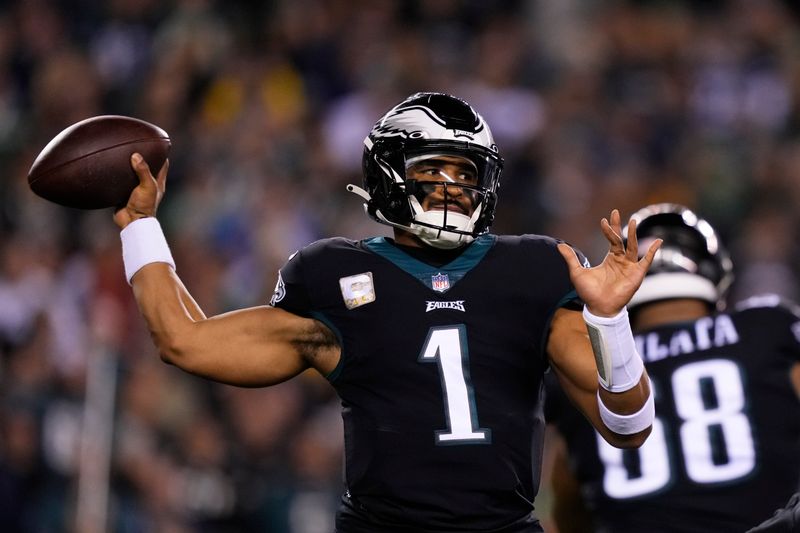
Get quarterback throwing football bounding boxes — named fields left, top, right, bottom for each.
left=114, top=92, right=660, bottom=532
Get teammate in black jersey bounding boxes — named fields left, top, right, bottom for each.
left=747, top=491, right=800, bottom=532
left=546, top=203, right=800, bottom=533
left=113, top=92, right=660, bottom=532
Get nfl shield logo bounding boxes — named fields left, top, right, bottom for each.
left=431, top=272, right=450, bottom=293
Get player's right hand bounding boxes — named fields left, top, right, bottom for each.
left=114, top=153, right=169, bottom=230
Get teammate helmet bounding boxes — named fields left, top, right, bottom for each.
left=353, top=92, right=503, bottom=249
left=623, top=203, right=734, bottom=310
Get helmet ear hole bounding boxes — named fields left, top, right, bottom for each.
left=388, top=188, right=409, bottom=215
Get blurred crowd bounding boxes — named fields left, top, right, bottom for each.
left=1, top=0, right=800, bottom=531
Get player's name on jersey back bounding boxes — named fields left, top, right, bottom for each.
left=634, top=314, right=738, bottom=363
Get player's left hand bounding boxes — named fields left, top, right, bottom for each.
left=557, top=209, right=662, bottom=317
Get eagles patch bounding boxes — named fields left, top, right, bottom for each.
left=270, top=271, right=286, bottom=305
left=340, top=272, right=376, bottom=310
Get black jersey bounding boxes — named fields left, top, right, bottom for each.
left=272, top=234, right=583, bottom=532
left=546, top=295, right=800, bottom=533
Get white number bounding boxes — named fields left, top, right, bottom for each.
left=420, top=326, right=490, bottom=444
left=599, top=359, right=755, bottom=498
left=600, top=417, right=670, bottom=498
left=673, top=360, right=755, bottom=483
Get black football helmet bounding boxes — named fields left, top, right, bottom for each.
left=623, top=203, right=734, bottom=310
left=348, top=92, right=503, bottom=248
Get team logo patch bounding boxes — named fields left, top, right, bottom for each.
left=339, top=272, right=376, bottom=310
left=431, top=272, right=450, bottom=293
left=426, top=300, right=466, bottom=312
left=270, top=271, right=286, bottom=305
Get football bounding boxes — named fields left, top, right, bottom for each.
left=28, top=115, right=171, bottom=210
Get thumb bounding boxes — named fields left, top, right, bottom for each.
left=131, top=153, right=155, bottom=188
left=557, top=242, right=584, bottom=272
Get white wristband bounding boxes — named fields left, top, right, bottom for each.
left=598, top=389, right=655, bottom=435
left=120, top=217, right=175, bottom=285
left=583, top=306, right=644, bottom=393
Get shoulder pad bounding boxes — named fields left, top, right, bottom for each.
left=734, top=293, right=800, bottom=318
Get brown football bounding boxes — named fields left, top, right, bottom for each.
left=28, top=115, right=171, bottom=209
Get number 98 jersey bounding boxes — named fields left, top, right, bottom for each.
left=547, top=295, right=800, bottom=533
left=272, top=234, right=583, bottom=533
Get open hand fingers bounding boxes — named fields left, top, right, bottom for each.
left=156, top=159, right=169, bottom=195
left=625, top=217, right=639, bottom=260
left=601, top=209, right=625, bottom=254
left=609, top=209, right=622, bottom=234
left=639, top=237, right=663, bottom=268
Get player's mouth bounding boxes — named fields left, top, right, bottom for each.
left=429, top=203, right=470, bottom=216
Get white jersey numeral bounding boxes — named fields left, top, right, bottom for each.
left=420, top=326, right=490, bottom=444
left=673, top=360, right=755, bottom=483
left=598, top=358, right=755, bottom=498
left=600, top=417, right=670, bottom=498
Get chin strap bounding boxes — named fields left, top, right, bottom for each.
left=412, top=210, right=474, bottom=248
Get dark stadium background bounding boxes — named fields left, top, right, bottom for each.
left=1, top=1, right=799, bottom=531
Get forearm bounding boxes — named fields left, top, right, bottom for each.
left=594, top=373, right=652, bottom=447
left=597, top=372, right=650, bottom=414
left=548, top=308, right=653, bottom=448
left=176, top=274, right=206, bottom=321
left=121, top=217, right=197, bottom=357
left=583, top=306, right=654, bottom=444
left=551, top=361, right=651, bottom=448
left=131, top=263, right=203, bottom=361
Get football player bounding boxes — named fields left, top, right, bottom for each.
left=546, top=203, right=800, bottom=533
left=113, top=92, right=660, bottom=532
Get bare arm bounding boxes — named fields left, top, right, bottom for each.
left=551, top=209, right=660, bottom=448
left=547, top=307, right=650, bottom=448
left=131, top=263, right=340, bottom=386
left=115, top=154, right=340, bottom=387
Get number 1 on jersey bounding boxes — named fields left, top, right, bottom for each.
left=420, top=325, right=491, bottom=445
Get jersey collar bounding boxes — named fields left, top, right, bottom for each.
left=363, top=234, right=496, bottom=293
